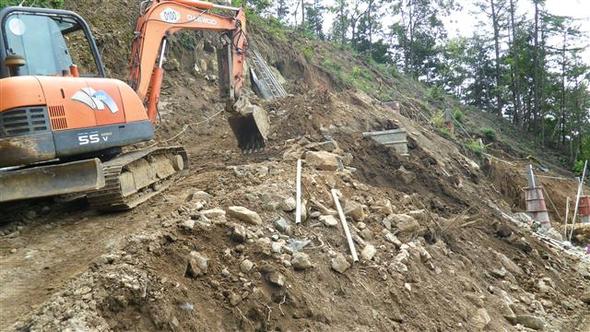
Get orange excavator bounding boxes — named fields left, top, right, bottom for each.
left=0, top=0, right=269, bottom=210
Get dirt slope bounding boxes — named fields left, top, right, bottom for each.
left=1, top=1, right=589, bottom=331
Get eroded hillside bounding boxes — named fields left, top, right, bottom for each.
left=0, top=1, right=589, bottom=331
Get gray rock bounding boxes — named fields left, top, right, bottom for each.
left=227, top=206, right=262, bottom=225
left=498, top=253, right=523, bottom=275
left=515, top=315, right=545, bottom=330
left=305, top=151, right=340, bottom=171
left=580, top=291, right=590, bottom=304
left=500, top=302, right=517, bottom=323
left=201, top=208, right=226, bottom=219
left=470, top=308, right=491, bottom=330
left=255, top=237, right=272, bottom=255
left=344, top=201, right=365, bottom=222
left=319, top=215, right=339, bottom=227
left=273, top=217, right=292, bottom=235
left=240, top=259, right=254, bottom=273
left=271, top=241, right=283, bottom=254
left=230, top=225, right=247, bottom=243
left=331, top=254, right=351, bottom=274
left=291, top=252, right=312, bottom=270
left=187, top=190, right=212, bottom=202
left=537, top=278, right=554, bottom=294
left=186, top=252, right=209, bottom=278
left=491, top=267, right=507, bottom=279
left=281, top=197, right=297, bottom=212
left=392, top=214, right=420, bottom=234
left=306, top=140, right=339, bottom=152
left=381, top=217, right=392, bottom=230
left=408, top=209, right=427, bottom=221
left=267, top=271, right=285, bottom=287
left=361, top=244, right=377, bottom=261
left=229, top=292, right=242, bottom=306
left=360, top=228, right=374, bottom=240
left=384, top=232, right=403, bottom=248
left=181, top=219, right=195, bottom=230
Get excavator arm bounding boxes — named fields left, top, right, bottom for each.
left=128, top=0, right=267, bottom=150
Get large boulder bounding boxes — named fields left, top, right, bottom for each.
left=305, top=151, right=340, bottom=171
left=227, top=206, right=262, bottom=225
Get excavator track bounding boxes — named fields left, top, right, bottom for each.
left=87, top=146, right=188, bottom=211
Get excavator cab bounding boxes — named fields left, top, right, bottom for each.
left=0, top=7, right=104, bottom=79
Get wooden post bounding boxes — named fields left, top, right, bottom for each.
left=564, top=197, right=570, bottom=240
left=295, top=159, right=302, bottom=224
left=331, top=189, right=359, bottom=262
left=569, top=160, right=588, bottom=241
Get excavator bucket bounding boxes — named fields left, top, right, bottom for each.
left=228, top=97, right=270, bottom=152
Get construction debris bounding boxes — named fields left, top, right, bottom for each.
left=363, top=128, right=409, bottom=156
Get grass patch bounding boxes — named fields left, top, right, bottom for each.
left=453, top=108, right=465, bottom=123
left=481, top=128, right=497, bottom=142
left=301, top=46, right=314, bottom=62
left=466, top=139, right=485, bottom=157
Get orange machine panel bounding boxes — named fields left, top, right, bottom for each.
left=37, top=76, right=97, bottom=130
left=0, top=76, right=46, bottom=111
left=114, top=80, right=149, bottom=123
left=84, top=78, right=127, bottom=127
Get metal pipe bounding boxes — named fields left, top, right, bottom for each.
left=158, top=39, right=168, bottom=68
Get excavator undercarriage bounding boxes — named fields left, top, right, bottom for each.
left=87, top=146, right=188, bottom=211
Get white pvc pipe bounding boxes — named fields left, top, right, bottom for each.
left=295, top=159, right=302, bottom=224
left=332, top=189, right=359, bottom=262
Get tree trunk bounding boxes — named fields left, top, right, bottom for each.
left=560, top=31, right=567, bottom=146
left=301, top=0, right=305, bottom=27
left=508, top=0, right=521, bottom=126
left=490, top=0, right=503, bottom=116
left=532, top=1, right=541, bottom=136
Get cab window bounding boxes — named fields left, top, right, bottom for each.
left=3, top=13, right=99, bottom=77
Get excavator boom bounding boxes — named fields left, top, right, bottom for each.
left=129, top=0, right=267, bottom=150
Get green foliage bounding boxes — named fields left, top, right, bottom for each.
left=431, top=111, right=446, bottom=128
left=465, top=139, right=485, bottom=157
left=573, top=160, right=586, bottom=174
left=426, top=86, right=446, bottom=103
left=481, top=128, right=497, bottom=142
left=177, top=33, right=196, bottom=51
left=301, top=46, right=314, bottom=62
left=453, top=108, right=465, bottom=123
left=0, top=0, right=63, bottom=7
left=437, top=127, right=454, bottom=139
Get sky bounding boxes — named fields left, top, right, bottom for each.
left=447, top=0, right=590, bottom=58
left=311, top=0, right=590, bottom=60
